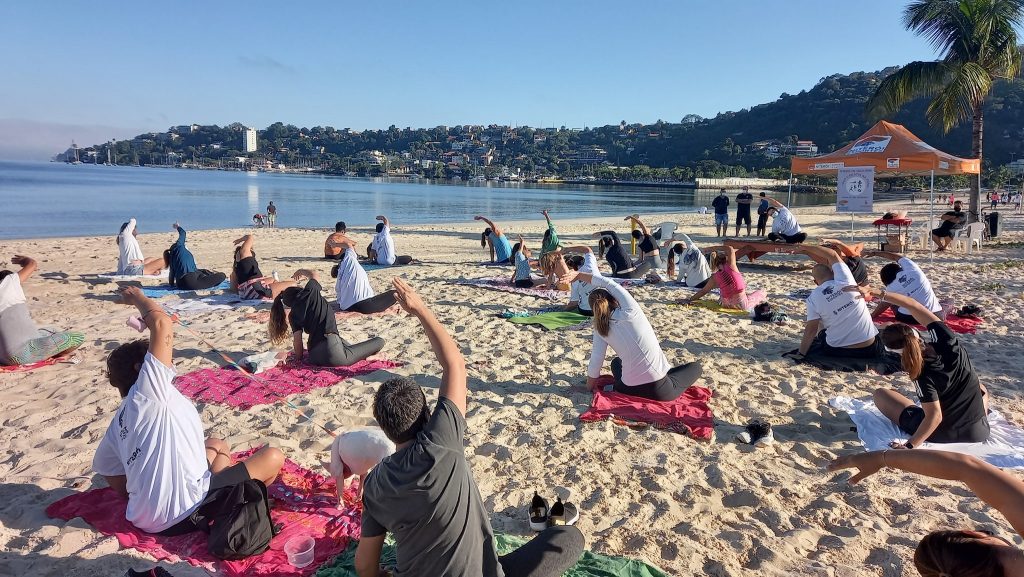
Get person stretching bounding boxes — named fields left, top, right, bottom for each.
left=269, top=269, right=385, bottom=366
left=595, top=230, right=653, bottom=279
left=850, top=287, right=990, bottom=446
left=817, top=238, right=869, bottom=286
left=562, top=246, right=599, bottom=316
left=625, top=215, right=662, bottom=268
left=665, top=234, right=711, bottom=288
left=368, top=215, right=414, bottom=265
left=475, top=215, right=513, bottom=264
left=356, top=278, right=584, bottom=577
left=230, top=234, right=296, bottom=300
left=332, top=247, right=398, bottom=313
left=540, top=209, right=562, bottom=255
left=0, top=255, right=84, bottom=366
left=94, top=286, right=284, bottom=534
left=325, top=221, right=351, bottom=260
left=766, top=198, right=807, bottom=244
left=165, top=223, right=227, bottom=290
left=829, top=450, right=1024, bottom=576
left=510, top=236, right=548, bottom=288
left=116, top=218, right=166, bottom=276
left=677, top=245, right=766, bottom=311
left=560, top=269, right=703, bottom=401
left=864, top=250, right=942, bottom=324
left=931, top=200, right=966, bottom=251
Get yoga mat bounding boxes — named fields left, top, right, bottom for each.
left=672, top=300, right=748, bottom=316
left=581, top=386, right=715, bottom=440
left=507, top=311, right=591, bottom=331
left=452, top=277, right=566, bottom=300
left=98, top=270, right=169, bottom=280
left=873, top=308, right=983, bottom=334
left=141, top=279, right=231, bottom=298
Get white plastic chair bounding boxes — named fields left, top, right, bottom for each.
left=953, top=222, right=985, bottom=254
left=653, top=222, right=678, bottom=243
left=908, top=217, right=935, bottom=250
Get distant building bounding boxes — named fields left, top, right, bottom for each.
left=244, top=127, right=258, bottom=153
left=795, top=140, right=819, bottom=157
left=569, top=145, right=607, bottom=166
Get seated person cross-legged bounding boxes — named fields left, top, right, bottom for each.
left=765, top=197, right=807, bottom=244
left=562, top=246, right=600, bottom=317
left=93, top=286, right=284, bottom=535
left=325, top=221, right=351, bottom=260
left=356, top=278, right=585, bottom=577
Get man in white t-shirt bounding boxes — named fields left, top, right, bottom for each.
left=93, top=287, right=284, bottom=534
left=368, top=215, right=415, bottom=266
left=765, top=198, right=808, bottom=244
left=795, top=245, right=878, bottom=360
left=562, top=246, right=600, bottom=316
left=864, top=251, right=942, bottom=324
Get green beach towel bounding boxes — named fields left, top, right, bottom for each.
left=315, top=534, right=669, bottom=577
left=507, top=311, right=590, bottom=330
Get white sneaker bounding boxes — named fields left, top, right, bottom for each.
left=272, top=271, right=280, bottom=282
left=754, top=427, right=775, bottom=447
left=735, top=430, right=752, bottom=444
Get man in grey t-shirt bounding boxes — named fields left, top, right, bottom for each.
left=355, top=278, right=584, bottom=577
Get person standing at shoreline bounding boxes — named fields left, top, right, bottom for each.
left=755, top=192, right=770, bottom=236
left=711, top=189, right=730, bottom=238
left=266, top=201, right=277, bottom=228
left=734, top=186, right=753, bottom=237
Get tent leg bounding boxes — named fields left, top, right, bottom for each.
left=929, top=170, right=935, bottom=262
left=787, top=172, right=793, bottom=207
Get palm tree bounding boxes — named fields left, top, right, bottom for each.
left=867, top=0, right=1023, bottom=220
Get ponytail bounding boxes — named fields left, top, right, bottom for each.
left=598, top=236, right=611, bottom=259
left=666, top=248, right=677, bottom=278
left=588, top=289, right=618, bottom=337
left=331, top=264, right=340, bottom=278
left=269, top=287, right=300, bottom=345
left=881, top=324, right=924, bottom=379
left=481, top=228, right=492, bottom=248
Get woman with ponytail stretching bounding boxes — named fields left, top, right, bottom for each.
left=850, top=286, right=989, bottom=447
left=560, top=269, right=702, bottom=401
left=268, top=269, right=385, bottom=367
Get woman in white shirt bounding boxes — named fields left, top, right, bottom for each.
left=0, top=255, right=84, bottom=365
left=368, top=215, right=414, bottom=266
left=561, top=269, right=702, bottom=401
left=664, top=234, right=711, bottom=288
left=116, top=219, right=166, bottom=276
left=332, top=247, right=398, bottom=314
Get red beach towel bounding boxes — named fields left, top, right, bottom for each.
left=174, top=359, right=403, bottom=409
left=580, top=385, right=714, bottom=440
left=0, top=357, right=62, bottom=372
left=873, top=308, right=982, bottom=334
left=46, top=451, right=362, bottom=577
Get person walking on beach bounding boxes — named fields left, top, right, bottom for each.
left=266, top=201, right=277, bottom=228
left=711, top=189, right=730, bottom=237
left=734, top=186, right=753, bottom=236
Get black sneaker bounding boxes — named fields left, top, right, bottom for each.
left=529, top=491, right=549, bottom=532
left=548, top=496, right=579, bottom=527
left=736, top=419, right=774, bottom=447
left=124, top=569, right=175, bottom=577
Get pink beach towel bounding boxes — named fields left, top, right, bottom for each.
left=174, top=359, right=403, bottom=409
left=580, top=385, right=715, bottom=440
left=452, top=277, right=567, bottom=300
left=874, top=308, right=982, bottom=334
left=46, top=450, right=362, bottom=577
left=0, top=356, right=63, bottom=372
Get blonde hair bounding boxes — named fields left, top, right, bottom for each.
left=588, top=289, right=618, bottom=337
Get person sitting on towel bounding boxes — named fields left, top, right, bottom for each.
left=116, top=218, right=166, bottom=276
left=332, top=246, right=398, bottom=314
left=475, top=215, right=514, bottom=264
left=665, top=234, right=711, bottom=288
left=230, top=234, right=297, bottom=300
left=625, top=214, right=663, bottom=269
left=327, top=427, right=394, bottom=503
left=509, top=236, right=549, bottom=289
left=829, top=450, right=1023, bottom=577
left=849, top=286, right=990, bottom=446
left=0, top=255, right=84, bottom=366
left=269, top=268, right=385, bottom=366
left=164, top=223, right=227, bottom=291
left=559, top=268, right=703, bottom=401
left=356, top=278, right=585, bottom=577
left=367, top=215, right=415, bottom=266
left=562, top=246, right=600, bottom=316
left=862, top=250, right=943, bottom=324
left=594, top=229, right=654, bottom=279
left=765, top=197, right=807, bottom=244
left=93, top=286, right=284, bottom=535
left=676, top=245, right=767, bottom=311
left=325, top=221, right=351, bottom=260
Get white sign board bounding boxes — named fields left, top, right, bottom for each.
left=836, top=166, right=874, bottom=213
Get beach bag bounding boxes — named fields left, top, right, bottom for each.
left=201, top=479, right=276, bottom=560
left=956, top=303, right=983, bottom=319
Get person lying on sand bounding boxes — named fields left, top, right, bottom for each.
left=676, top=245, right=766, bottom=312
left=164, top=223, right=226, bottom=290
left=0, top=255, right=84, bottom=366
left=665, top=234, right=711, bottom=288
left=93, top=286, right=284, bottom=534
left=476, top=215, right=514, bottom=264
left=230, top=234, right=297, bottom=300
left=356, top=278, right=585, bottom=577
left=332, top=247, right=398, bottom=314
left=116, top=218, right=166, bottom=276
left=559, top=268, right=703, bottom=401
left=269, top=268, right=385, bottom=367
left=829, top=449, right=1021, bottom=576
left=861, top=250, right=943, bottom=324
left=367, top=215, right=415, bottom=266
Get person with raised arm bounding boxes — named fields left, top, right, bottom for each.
left=356, top=278, right=584, bottom=577
left=116, top=218, right=166, bottom=276
left=332, top=246, right=399, bottom=313
left=860, top=249, right=942, bottom=324
left=676, top=245, right=766, bottom=311
left=368, top=215, right=415, bottom=266
left=325, top=221, right=351, bottom=260
left=540, top=209, right=563, bottom=255
left=593, top=229, right=654, bottom=279
left=625, top=215, right=663, bottom=269
left=818, top=238, right=869, bottom=286
left=165, top=223, right=227, bottom=290
left=93, top=286, right=283, bottom=534
left=561, top=246, right=600, bottom=316
left=475, top=215, right=513, bottom=264
left=765, top=197, right=807, bottom=244
left=0, top=255, right=84, bottom=365
left=665, top=234, right=712, bottom=288
left=509, top=235, right=548, bottom=288
left=829, top=449, right=1022, bottom=576
left=230, top=234, right=297, bottom=300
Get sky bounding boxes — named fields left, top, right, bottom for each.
left=0, top=1, right=943, bottom=160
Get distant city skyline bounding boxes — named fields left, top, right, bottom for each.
left=0, top=1, right=974, bottom=160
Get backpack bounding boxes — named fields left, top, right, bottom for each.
left=199, top=479, right=276, bottom=560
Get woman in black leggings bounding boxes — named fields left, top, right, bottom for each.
left=332, top=247, right=398, bottom=314
left=594, top=231, right=653, bottom=279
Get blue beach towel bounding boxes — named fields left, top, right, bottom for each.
left=140, top=279, right=230, bottom=298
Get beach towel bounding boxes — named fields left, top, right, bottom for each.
left=0, top=355, right=70, bottom=372
left=873, top=308, right=983, bottom=334
left=580, top=386, right=714, bottom=440
left=672, top=300, right=748, bottom=316
left=830, top=396, right=1024, bottom=469
left=246, top=307, right=399, bottom=324
left=315, top=533, right=669, bottom=577
left=452, top=277, right=566, bottom=300
left=141, top=279, right=231, bottom=298
left=506, top=311, right=591, bottom=331
left=46, top=450, right=362, bottom=576
left=174, top=359, right=403, bottom=409
left=162, top=298, right=237, bottom=316
left=98, top=270, right=169, bottom=280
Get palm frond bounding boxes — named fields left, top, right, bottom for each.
left=866, top=61, right=951, bottom=118
left=904, top=0, right=974, bottom=56
left=925, top=61, right=993, bottom=131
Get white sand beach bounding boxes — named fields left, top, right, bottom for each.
left=2, top=201, right=1023, bottom=576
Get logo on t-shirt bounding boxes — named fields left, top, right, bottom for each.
left=822, top=286, right=835, bottom=296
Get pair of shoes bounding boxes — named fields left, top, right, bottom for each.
left=736, top=419, right=774, bottom=447
left=124, top=568, right=175, bottom=577
left=529, top=491, right=579, bottom=531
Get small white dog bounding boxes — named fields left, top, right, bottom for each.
left=326, top=427, right=395, bottom=503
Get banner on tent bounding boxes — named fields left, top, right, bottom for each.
left=836, top=166, right=874, bottom=213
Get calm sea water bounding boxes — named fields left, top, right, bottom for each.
left=0, top=161, right=834, bottom=240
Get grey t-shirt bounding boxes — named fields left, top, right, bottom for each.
left=361, top=397, right=502, bottom=577
left=0, top=303, right=38, bottom=362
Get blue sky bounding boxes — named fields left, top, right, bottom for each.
left=0, top=1, right=941, bottom=159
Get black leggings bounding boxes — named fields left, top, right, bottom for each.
left=756, top=213, right=769, bottom=236
left=343, top=290, right=398, bottom=314
left=498, top=526, right=585, bottom=577
left=175, top=270, right=226, bottom=290
left=515, top=278, right=536, bottom=288
left=767, top=232, right=807, bottom=244
left=308, top=334, right=385, bottom=367
left=612, top=259, right=654, bottom=279
left=894, top=309, right=919, bottom=325
left=611, top=357, right=703, bottom=402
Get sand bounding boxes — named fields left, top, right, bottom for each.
left=2, top=201, right=1023, bottom=576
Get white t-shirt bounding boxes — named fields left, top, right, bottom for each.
left=372, top=225, right=396, bottom=266
left=886, top=257, right=941, bottom=315
left=586, top=274, right=671, bottom=386
left=92, top=353, right=211, bottom=533
left=675, top=234, right=711, bottom=286
left=335, top=248, right=376, bottom=310
left=806, top=262, right=878, bottom=348
left=570, top=252, right=600, bottom=312
left=772, top=207, right=801, bottom=236
left=0, top=273, right=27, bottom=314
left=117, top=219, right=145, bottom=274
left=328, top=427, right=395, bottom=480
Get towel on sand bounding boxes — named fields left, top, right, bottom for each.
left=581, top=386, right=714, bottom=440
left=315, top=533, right=669, bottom=577
left=141, top=279, right=231, bottom=298
left=98, top=270, right=169, bottom=280
left=162, top=298, right=237, bottom=315
left=873, top=308, right=983, bottom=334
left=506, top=311, right=591, bottom=330
left=830, top=396, right=1024, bottom=469
left=174, top=359, right=403, bottom=409
left=452, top=277, right=566, bottom=300
left=0, top=356, right=65, bottom=373
left=246, top=307, right=399, bottom=324
left=46, top=450, right=362, bottom=577
left=673, top=300, right=748, bottom=316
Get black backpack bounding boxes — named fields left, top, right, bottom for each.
left=199, top=479, right=276, bottom=560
